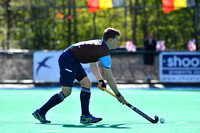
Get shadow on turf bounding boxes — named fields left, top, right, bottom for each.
left=48, top=123, right=131, bottom=129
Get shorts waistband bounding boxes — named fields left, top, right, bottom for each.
left=62, top=50, right=79, bottom=63
left=66, top=50, right=74, bottom=57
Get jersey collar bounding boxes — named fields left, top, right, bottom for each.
left=103, top=40, right=109, bottom=48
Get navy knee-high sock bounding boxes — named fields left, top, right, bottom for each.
left=39, top=91, right=65, bottom=115
left=80, top=87, right=91, bottom=116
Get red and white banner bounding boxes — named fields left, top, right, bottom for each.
left=156, top=40, right=166, bottom=51
left=125, top=41, right=136, bottom=52
left=188, top=39, right=196, bottom=51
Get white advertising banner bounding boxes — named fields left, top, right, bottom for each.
left=159, top=52, right=200, bottom=82
left=33, top=51, right=98, bottom=83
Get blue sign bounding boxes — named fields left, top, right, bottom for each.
left=159, top=52, right=200, bottom=82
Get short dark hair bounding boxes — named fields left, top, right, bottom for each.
left=102, top=27, right=121, bottom=42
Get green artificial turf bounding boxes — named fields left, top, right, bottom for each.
left=0, top=87, right=200, bottom=133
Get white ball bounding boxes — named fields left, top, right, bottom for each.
left=160, top=118, right=165, bottom=123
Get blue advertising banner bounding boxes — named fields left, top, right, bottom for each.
left=159, top=52, right=200, bottom=82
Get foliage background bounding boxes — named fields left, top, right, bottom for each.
left=0, top=0, right=199, bottom=50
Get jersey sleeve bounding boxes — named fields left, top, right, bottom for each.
left=99, top=55, right=111, bottom=69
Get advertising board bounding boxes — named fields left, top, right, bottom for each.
left=159, top=52, right=200, bottom=82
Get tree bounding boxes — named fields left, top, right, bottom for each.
left=0, top=0, right=199, bottom=50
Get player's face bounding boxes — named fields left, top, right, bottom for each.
left=109, top=35, right=120, bottom=49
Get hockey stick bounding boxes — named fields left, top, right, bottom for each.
left=98, top=84, right=159, bottom=124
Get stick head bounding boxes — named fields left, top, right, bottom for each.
left=153, top=115, right=159, bottom=124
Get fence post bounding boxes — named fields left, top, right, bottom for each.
left=195, top=0, right=199, bottom=51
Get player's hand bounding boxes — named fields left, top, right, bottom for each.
left=116, top=93, right=127, bottom=105
left=98, top=80, right=106, bottom=91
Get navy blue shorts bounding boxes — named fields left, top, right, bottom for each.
left=58, top=50, right=87, bottom=87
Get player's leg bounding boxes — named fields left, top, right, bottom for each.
left=32, top=89, right=68, bottom=124
left=76, top=65, right=102, bottom=123
left=33, top=52, right=75, bottom=124
left=79, top=76, right=102, bottom=123
left=32, top=86, right=72, bottom=124
left=37, top=86, right=71, bottom=115
left=79, top=76, right=92, bottom=116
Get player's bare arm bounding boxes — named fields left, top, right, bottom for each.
left=102, top=67, right=127, bottom=104
left=90, top=62, right=107, bottom=90
left=90, top=62, right=103, bottom=81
